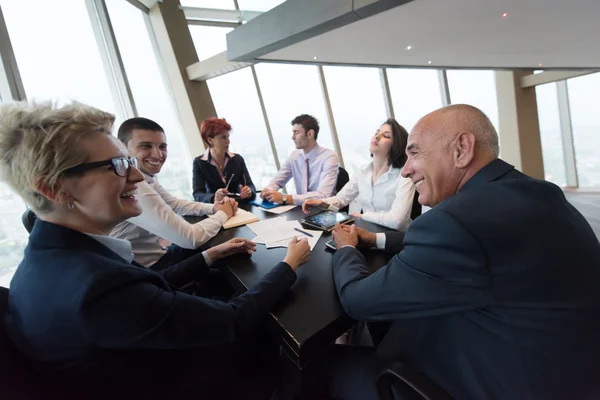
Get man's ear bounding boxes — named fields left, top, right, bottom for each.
left=454, top=131, right=476, bottom=169
left=34, top=177, right=72, bottom=206
left=306, top=129, right=314, bottom=140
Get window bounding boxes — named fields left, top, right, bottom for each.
left=189, top=25, right=233, bottom=62
left=237, top=0, right=286, bottom=11
left=567, top=73, right=600, bottom=187
left=323, top=66, right=387, bottom=175
left=207, top=67, right=278, bottom=189
left=106, top=0, right=193, bottom=199
left=1, top=0, right=121, bottom=118
left=180, top=0, right=235, bottom=9
left=447, top=70, right=500, bottom=131
left=387, top=68, right=443, bottom=132
left=255, top=63, right=334, bottom=170
left=535, top=83, right=567, bottom=186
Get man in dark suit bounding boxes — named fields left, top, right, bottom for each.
left=330, top=104, right=600, bottom=400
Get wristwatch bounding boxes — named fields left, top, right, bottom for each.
left=282, top=195, right=289, bottom=205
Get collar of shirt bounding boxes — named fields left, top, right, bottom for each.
left=142, top=171, right=155, bottom=184
left=85, top=232, right=134, bottom=263
left=200, top=148, right=236, bottom=162
left=364, top=162, right=400, bottom=185
left=301, top=144, right=320, bottom=162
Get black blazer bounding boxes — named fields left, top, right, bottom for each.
left=192, top=152, right=256, bottom=203
left=332, top=159, right=600, bottom=400
left=4, top=220, right=295, bottom=388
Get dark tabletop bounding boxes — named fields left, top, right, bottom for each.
left=198, top=204, right=394, bottom=364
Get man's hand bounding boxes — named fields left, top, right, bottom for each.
left=302, top=199, right=327, bottom=214
left=259, top=188, right=272, bottom=199
left=332, top=224, right=359, bottom=249
left=215, top=188, right=229, bottom=203
left=283, top=237, right=311, bottom=271
left=206, top=238, right=256, bottom=261
left=264, top=190, right=284, bottom=204
left=239, top=185, right=253, bottom=199
left=338, top=224, right=377, bottom=248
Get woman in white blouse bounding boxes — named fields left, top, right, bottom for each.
left=302, top=118, right=415, bottom=231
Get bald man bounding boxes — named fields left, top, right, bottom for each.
left=329, top=105, right=600, bottom=400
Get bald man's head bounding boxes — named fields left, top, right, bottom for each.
left=401, top=104, right=499, bottom=207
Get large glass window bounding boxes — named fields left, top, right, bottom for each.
left=237, top=0, right=286, bottom=11
left=447, top=70, right=499, bottom=131
left=106, top=0, right=193, bottom=199
left=535, top=83, right=567, bottom=186
left=567, top=73, right=600, bottom=187
left=180, top=0, right=235, bottom=9
left=387, top=68, right=443, bottom=132
left=207, top=67, right=278, bottom=189
left=189, top=25, right=233, bottom=62
left=255, top=63, right=334, bottom=169
left=323, top=66, right=387, bottom=175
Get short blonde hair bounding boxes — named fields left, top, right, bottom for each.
left=0, top=101, right=115, bottom=214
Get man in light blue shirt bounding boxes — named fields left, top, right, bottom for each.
left=261, top=114, right=339, bottom=206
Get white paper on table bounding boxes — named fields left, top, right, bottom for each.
left=246, top=217, right=298, bottom=244
left=261, top=205, right=297, bottom=214
left=265, top=221, right=322, bottom=250
left=250, top=235, right=266, bottom=245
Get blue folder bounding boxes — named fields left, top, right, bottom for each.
left=250, top=199, right=280, bottom=209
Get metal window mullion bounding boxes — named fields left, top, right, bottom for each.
left=86, top=0, right=137, bottom=119
left=0, top=6, right=26, bottom=101
left=251, top=65, right=281, bottom=172
left=317, top=65, right=344, bottom=169
left=379, top=68, right=395, bottom=119
left=438, top=69, right=451, bottom=106
left=125, top=0, right=150, bottom=13
left=556, top=81, right=579, bottom=187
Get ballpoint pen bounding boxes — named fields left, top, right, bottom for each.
left=294, top=228, right=313, bottom=237
left=225, top=173, right=235, bottom=191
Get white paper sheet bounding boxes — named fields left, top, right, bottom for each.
left=261, top=205, right=297, bottom=214
left=247, top=217, right=298, bottom=243
left=264, top=221, right=322, bottom=250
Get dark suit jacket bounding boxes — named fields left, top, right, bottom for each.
left=5, top=220, right=295, bottom=387
left=333, top=159, right=600, bottom=400
left=192, top=153, right=256, bottom=203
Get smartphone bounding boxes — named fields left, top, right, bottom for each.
left=325, top=239, right=336, bottom=251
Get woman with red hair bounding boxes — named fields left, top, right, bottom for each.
left=193, top=117, right=256, bottom=203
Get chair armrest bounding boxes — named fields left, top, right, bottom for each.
left=375, top=361, right=453, bottom=400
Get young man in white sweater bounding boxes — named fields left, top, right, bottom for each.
left=111, top=117, right=237, bottom=270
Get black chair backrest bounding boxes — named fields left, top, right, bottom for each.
left=336, top=166, right=350, bottom=193
left=376, top=361, right=454, bottom=400
left=410, top=192, right=422, bottom=221
left=21, top=209, right=37, bottom=234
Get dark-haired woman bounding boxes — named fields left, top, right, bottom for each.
left=303, top=118, right=415, bottom=230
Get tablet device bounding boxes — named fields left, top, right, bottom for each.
left=300, top=210, right=354, bottom=232
left=250, top=198, right=280, bottom=210
left=325, top=239, right=336, bottom=251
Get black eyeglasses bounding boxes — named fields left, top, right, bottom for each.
left=64, top=157, right=139, bottom=177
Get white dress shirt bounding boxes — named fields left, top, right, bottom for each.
left=266, top=144, right=339, bottom=205
left=110, top=173, right=226, bottom=267
left=323, top=162, right=415, bottom=231
left=86, top=233, right=134, bottom=263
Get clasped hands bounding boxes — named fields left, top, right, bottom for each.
left=332, top=224, right=377, bottom=249
left=212, top=196, right=238, bottom=219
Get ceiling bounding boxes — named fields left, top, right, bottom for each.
left=255, top=0, right=600, bottom=69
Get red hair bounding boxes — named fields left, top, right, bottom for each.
left=200, top=117, right=231, bottom=146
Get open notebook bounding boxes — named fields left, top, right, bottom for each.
left=223, top=209, right=260, bottom=229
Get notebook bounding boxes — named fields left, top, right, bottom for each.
left=223, top=209, right=260, bottom=229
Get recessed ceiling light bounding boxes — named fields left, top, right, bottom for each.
left=502, top=12, right=508, bottom=17
left=313, top=56, right=317, bottom=60
left=406, top=45, right=412, bottom=50
left=538, top=63, right=543, bottom=67
left=428, top=61, right=432, bottom=65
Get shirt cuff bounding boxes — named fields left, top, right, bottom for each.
left=376, top=233, right=386, bottom=250
left=327, top=203, right=340, bottom=212
left=202, top=251, right=213, bottom=267
left=212, top=210, right=228, bottom=224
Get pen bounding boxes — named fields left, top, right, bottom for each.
left=294, top=227, right=313, bottom=237
left=225, top=173, right=235, bottom=191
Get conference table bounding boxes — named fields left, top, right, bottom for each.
left=194, top=203, right=395, bottom=398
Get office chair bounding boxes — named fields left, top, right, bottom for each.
left=376, top=361, right=453, bottom=400
left=21, top=208, right=37, bottom=233
left=410, top=192, right=422, bottom=221
left=336, top=167, right=350, bottom=213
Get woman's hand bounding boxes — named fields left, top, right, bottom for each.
left=239, top=185, right=253, bottom=199
left=215, top=188, right=229, bottom=203
left=302, top=199, right=327, bottom=214
left=206, top=238, right=256, bottom=261
left=213, top=197, right=237, bottom=219
left=283, top=237, right=311, bottom=271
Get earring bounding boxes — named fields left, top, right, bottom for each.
left=68, top=202, right=75, bottom=209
